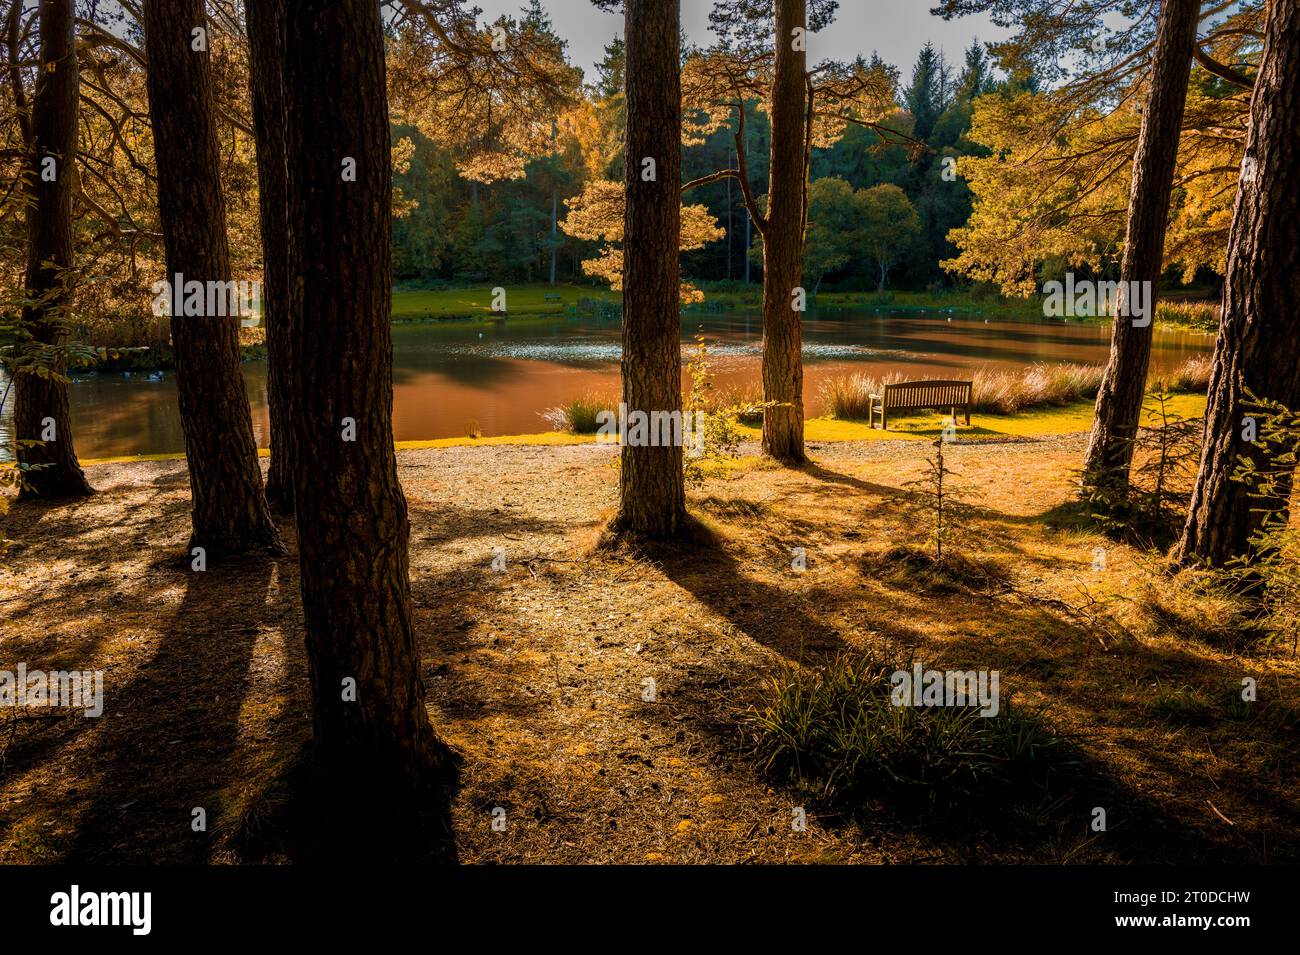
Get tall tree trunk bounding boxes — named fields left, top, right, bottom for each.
left=761, top=0, right=807, bottom=464
left=611, top=0, right=686, bottom=538
left=727, top=143, right=734, bottom=281
left=549, top=189, right=558, bottom=286
left=13, top=0, right=91, bottom=499
left=142, top=0, right=280, bottom=557
left=549, top=120, right=558, bottom=287
left=1082, top=0, right=1199, bottom=494
left=744, top=192, right=752, bottom=284
left=281, top=0, right=451, bottom=782
left=246, top=0, right=295, bottom=513
left=1175, top=0, right=1300, bottom=568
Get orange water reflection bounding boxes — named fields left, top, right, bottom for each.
left=0, top=310, right=1214, bottom=460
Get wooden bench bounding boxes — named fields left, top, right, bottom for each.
left=870, top=380, right=973, bottom=431
left=543, top=293, right=562, bottom=303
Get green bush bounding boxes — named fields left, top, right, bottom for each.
left=753, top=653, right=1075, bottom=812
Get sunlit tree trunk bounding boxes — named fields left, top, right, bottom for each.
left=13, top=0, right=91, bottom=499
left=246, top=0, right=295, bottom=513
left=281, top=0, right=452, bottom=781
left=609, top=0, right=687, bottom=539
left=549, top=119, right=559, bottom=287
left=1082, top=0, right=1199, bottom=495
left=761, top=0, right=808, bottom=464
left=142, top=0, right=280, bottom=557
left=1175, top=0, right=1300, bottom=568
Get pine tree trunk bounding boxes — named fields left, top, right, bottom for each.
left=611, top=0, right=686, bottom=539
left=1175, top=0, right=1300, bottom=567
left=246, top=0, right=295, bottom=513
left=13, top=0, right=91, bottom=499
left=142, top=0, right=280, bottom=557
left=1082, top=0, right=1199, bottom=494
left=761, top=0, right=807, bottom=464
left=549, top=189, right=558, bottom=286
left=281, top=0, right=451, bottom=782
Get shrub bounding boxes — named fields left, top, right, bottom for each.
left=752, top=653, right=1075, bottom=812
left=820, top=360, right=1211, bottom=421
left=539, top=394, right=615, bottom=434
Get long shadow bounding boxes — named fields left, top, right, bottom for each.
left=653, top=529, right=930, bottom=663
left=799, top=462, right=901, bottom=498
left=63, top=555, right=275, bottom=862
left=618, top=589, right=1270, bottom=865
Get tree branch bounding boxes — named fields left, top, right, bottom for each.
left=1193, top=42, right=1253, bottom=89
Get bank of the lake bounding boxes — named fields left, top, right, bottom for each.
left=68, top=393, right=1209, bottom=467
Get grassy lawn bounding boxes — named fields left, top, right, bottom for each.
left=390, top=284, right=618, bottom=321
left=390, top=284, right=1053, bottom=319
left=394, top=283, right=1217, bottom=326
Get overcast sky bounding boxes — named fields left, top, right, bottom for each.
left=473, top=0, right=1010, bottom=81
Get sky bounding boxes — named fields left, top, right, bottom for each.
left=473, top=0, right=1011, bottom=81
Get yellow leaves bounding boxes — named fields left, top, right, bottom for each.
left=559, top=180, right=724, bottom=303
left=391, top=137, right=419, bottom=219
left=454, top=150, right=529, bottom=185
left=948, top=75, right=1252, bottom=294
left=385, top=11, right=581, bottom=185
left=559, top=179, right=624, bottom=243
left=682, top=48, right=896, bottom=152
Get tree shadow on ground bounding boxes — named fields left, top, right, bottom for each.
left=63, top=555, right=279, bottom=862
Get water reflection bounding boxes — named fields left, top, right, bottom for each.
left=0, top=309, right=1212, bottom=460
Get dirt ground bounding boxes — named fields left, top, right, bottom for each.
left=1, top=434, right=1297, bottom=864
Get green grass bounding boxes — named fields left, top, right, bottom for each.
left=752, top=652, right=1076, bottom=812
left=684, top=283, right=1046, bottom=315
left=390, top=284, right=618, bottom=322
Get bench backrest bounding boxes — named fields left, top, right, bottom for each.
left=883, top=380, right=973, bottom=410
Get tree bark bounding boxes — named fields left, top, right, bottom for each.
left=1175, top=0, right=1300, bottom=567
left=246, top=0, right=295, bottom=513
left=611, top=0, right=687, bottom=539
left=142, top=0, right=280, bottom=557
left=1082, top=0, right=1199, bottom=494
left=281, top=0, right=451, bottom=782
left=13, top=0, right=92, bottom=499
left=761, top=0, right=808, bottom=464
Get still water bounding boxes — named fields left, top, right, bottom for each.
left=0, top=309, right=1213, bottom=460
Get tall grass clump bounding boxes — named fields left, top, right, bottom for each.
left=539, top=394, right=615, bottom=433
left=821, top=359, right=1213, bottom=421
left=1153, top=355, right=1212, bottom=394
left=752, top=653, right=1075, bottom=812
left=1156, top=300, right=1219, bottom=331
left=970, top=363, right=1104, bottom=413
left=819, top=372, right=894, bottom=420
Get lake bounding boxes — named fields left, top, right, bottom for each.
left=0, top=309, right=1214, bottom=460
